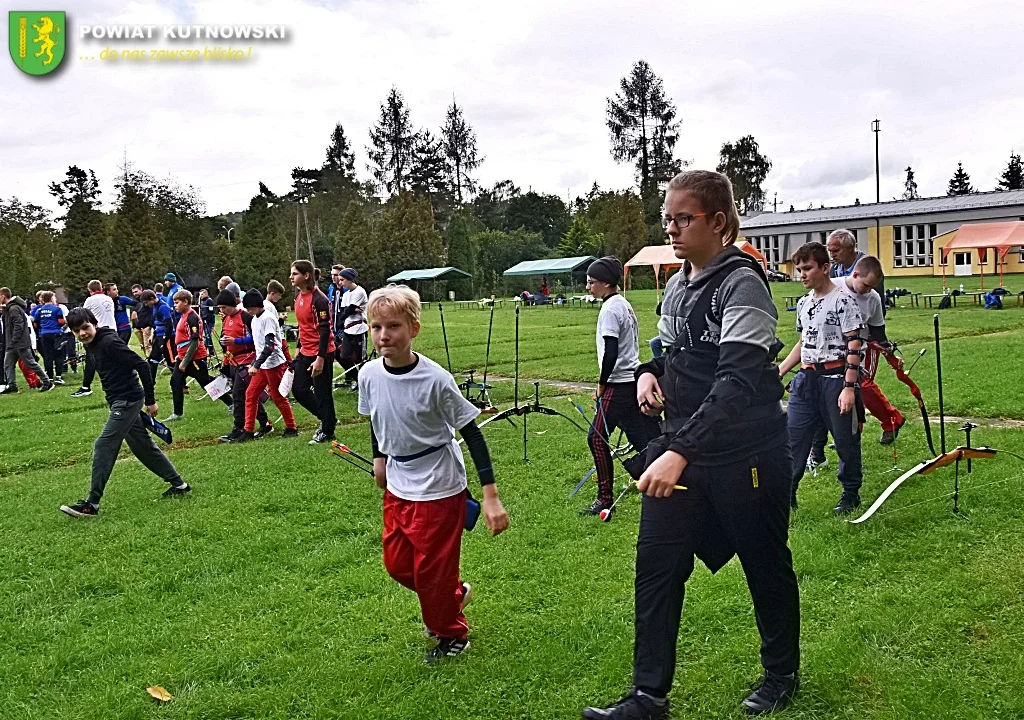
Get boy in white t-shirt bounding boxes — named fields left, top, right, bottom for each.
left=336, top=268, right=368, bottom=391
left=582, top=256, right=660, bottom=516
left=358, top=284, right=509, bottom=663
left=239, top=290, right=298, bottom=441
left=778, top=242, right=865, bottom=515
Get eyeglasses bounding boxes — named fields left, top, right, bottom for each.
left=661, top=212, right=707, bottom=230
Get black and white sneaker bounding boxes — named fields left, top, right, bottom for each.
left=581, top=499, right=611, bottom=516
left=53, top=377, right=66, bottom=386
left=741, top=671, right=799, bottom=715
left=39, top=382, right=54, bottom=393
left=282, top=428, right=300, bottom=438
left=229, top=432, right=256, bottom=444
left=60, top=499, right=99, bottom=518
left=424, top=636, right=470, bottom=664
left=308, top=428, right=334, bottom=445
left=582, top=690, right=669, bottom=719
left=833, top=492, right=861, bottom=515
left=70, top=386, right=92, bottom=398
left=219, top=429, right=243, bottom=443
left=0, top=385, right=18, bottom=395
left=256, top=423, right=274, bottom=438
left=162, top=483, right=191, bottom=497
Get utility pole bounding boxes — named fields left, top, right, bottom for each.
left=871, top=119, right=881, bottom=203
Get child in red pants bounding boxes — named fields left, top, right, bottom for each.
left=358, top=284, right=509, bottom=663
left=237, top=291, right=298, bottom=442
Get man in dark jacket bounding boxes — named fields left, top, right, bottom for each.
left=1, top=287, right=53, bottom=394
left=59, top=307, right=191, bottom=518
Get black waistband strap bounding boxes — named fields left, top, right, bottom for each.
left=391, top=442, right=450, bottom=463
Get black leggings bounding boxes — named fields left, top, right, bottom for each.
left=170, top=357, right=232, bottom=416
left=291, top=353, right=336, bottom=435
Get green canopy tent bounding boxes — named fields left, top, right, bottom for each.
left=386, top=266, right=472, bottom=301
left=502, top=255, right=596, bottom=295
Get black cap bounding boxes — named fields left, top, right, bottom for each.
left=340, top=268, right=357, bottom=282
left=242, top=289, right=264, bottom=309
left=215, top=290, right=237, bottom=307
left=587, top=256, right=622, bottom=287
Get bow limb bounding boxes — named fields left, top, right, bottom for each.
left=850, top=446, right=1017, bottom=523
left=528, top=405, right=591, bottom=434
left=870, top=341, right=937, bottom=455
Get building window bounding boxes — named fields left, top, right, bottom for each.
left=893, top=223, right=935, bottom=268
left=819, top=231, right=827, bottom=243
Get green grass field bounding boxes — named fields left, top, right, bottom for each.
left=1, top=276, right=1023, bottom=719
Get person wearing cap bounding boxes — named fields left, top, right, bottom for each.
left=163, top=273, right=183, bottom=301
left=581, top=256, right=661, bottom=517
left=238, top=290, right=299, bottom=442
left=336, top=268, right=368, bottom=391
left=215, top=289, right=270, bottom=442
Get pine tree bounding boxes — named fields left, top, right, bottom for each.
left=444, top=212, right=475, bottom=297
left=902, top=166, right=919, bottom=200
left=557, top=214, right=602, bottom=257
left=409, top=130, right=449, bottom=199
left=376, top=192, right=445, bottom=295
left=59, top=199, right=114, bottom=298
left=996, top=152, right=1024, bottom=191
left=234, top=194, right=291, bottom=289
left=323, top=122, right=357, bottom=181
left=441, top=99, right=483, bottom=203
left=367, top=87, right=416, bottom=195
left=716, top=135, right=773, bottom=213
left=606, top=60, right=682, bottom=200
left=947, top=162, right=975, bottom=196
left=111, top=183, right=167, bottom=287
left=48, top=166, right=101, bottom=218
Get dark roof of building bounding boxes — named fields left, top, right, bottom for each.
left=741, top=189, right=1024, bottom=231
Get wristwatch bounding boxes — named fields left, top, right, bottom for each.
left=843, top=381, right=860, bottom=389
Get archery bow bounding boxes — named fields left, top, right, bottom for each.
left=869, top=341, right=937, bottom=456
left=850, top=445, right=1024, bottom=524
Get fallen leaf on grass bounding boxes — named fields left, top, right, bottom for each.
left=146, top=686, right=174, bottom=702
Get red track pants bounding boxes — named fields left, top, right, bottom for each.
left=244, top=365, right=296, bottom=432
left=862, top=345, right=905, bottom=432
left=383, top=489, right=469, bottom=639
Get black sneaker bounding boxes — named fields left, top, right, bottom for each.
left=162, top=483, right=191, bottom=497
left=0, top=385, right=18, bottom=395
left=581, top=499, right=611, bottom=516
left=60, top=499, right=99, bottom=518
left=229, top=432, right=256, bottom=444
left=879, top=417, right=905, bottom=446
left=256, top=423, right=274, bottom=438
left=582, top=690, right=669, bottom=719
left=424, top=636, right=470, bottom=664
left=282, top=428, right=299, bottom=438
left=741, top=671, right=799, bottom=715
left=71, top=387, right=92, bottom=398
left=39, top=383, right=54, bottom=393
left=308, top=428, right=335, bottom=445
left=219, top=429, right=243, bottom=443
left=53, top=377, right=66, bottom=385
left=833, top=492, right=861, bottom=515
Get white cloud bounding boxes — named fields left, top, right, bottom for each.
left=3, top=0, right=1024, bottom=219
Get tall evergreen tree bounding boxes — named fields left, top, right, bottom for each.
left=323, top=122, right=357, bottom=181
left=367, top=87, right=416, bottom=195
left=557, top=214, right=601, bottom=257
left=587, top=190, right=647, bottom=261
left=48, top=165, right=101, bottom=217
left=902, top=166, right=919, bottom=200
left=504, top=191, right=570, bottom=248
left=947, top=162, right=975, bottom=196
left=234, top=194, right=291, bottom=289
left=375, top=192, right=445, bottom=296
left=470, top=180, right=520, bottom=231
left=716, top=136, right=773, bottom=213
left=441, top=99, right=483, bottom=203
left=444, top=212, right=475, bottom=298
left=606, top=60, right=682, bottom=200
left=996, top=152, right=1024, bottom=191
left=409, top=130, right=449, bottom=200
left=111, top=181, right=166, bottom=287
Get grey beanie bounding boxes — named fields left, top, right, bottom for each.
left=587, top=256, right=622, bottom=286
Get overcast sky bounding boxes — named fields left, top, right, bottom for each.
left=4, top=0, right=1024, bottom=219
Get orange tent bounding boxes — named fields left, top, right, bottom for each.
left=939, top=221, right=1024, bottom=289
left=624, top=241, right=768, bottom=298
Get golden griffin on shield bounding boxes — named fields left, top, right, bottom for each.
left=32, top=16, right=61, bottom=66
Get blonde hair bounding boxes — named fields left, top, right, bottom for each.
left=173, top=289, right=193, bottom=303
left=367, top=284, right=421, bottom=325
left=666, top=170, right=742, bottom=244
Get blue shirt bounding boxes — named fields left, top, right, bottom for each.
left=112, top=295, right=136, bottom=331
left=32, top=304, right=64, bottom=335
left=153, top=302, right=172, bottom=337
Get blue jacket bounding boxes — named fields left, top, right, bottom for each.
left=112, top=295, right=136, bottom=332
left=152, top=301, right=173, bottom=337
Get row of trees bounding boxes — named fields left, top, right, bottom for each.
left=901, top=152, right=1024, bottom=200
left=1, top=59, right=782, bottom=301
